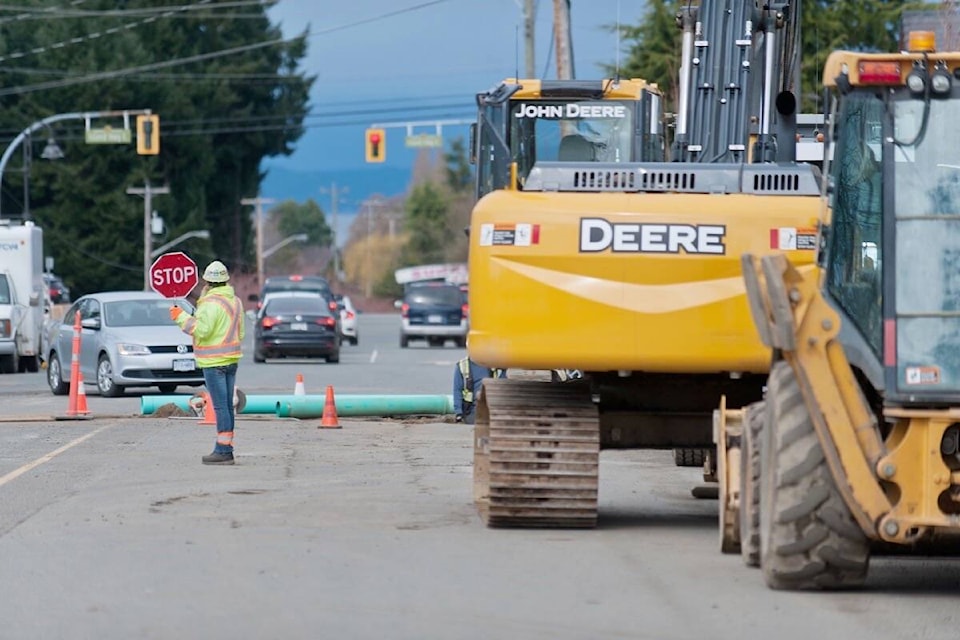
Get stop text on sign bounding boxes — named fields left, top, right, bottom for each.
left=152, top=265, right=197, bottom=287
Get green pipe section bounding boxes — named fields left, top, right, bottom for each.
left=141, top=394, right=454, bottom=417
left=276, top=394, right=454, bottom=418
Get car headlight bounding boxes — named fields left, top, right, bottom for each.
left=117, top=343, right=151, bottom=356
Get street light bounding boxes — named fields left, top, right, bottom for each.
left=21, top=128, right=64, bottom=220
left=150, top=230, right=211, bottom=258
left=41, top=137, right=64, bottom=160
left=263, top=233, right=308, bottom=260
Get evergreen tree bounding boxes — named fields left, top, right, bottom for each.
left=0, top=0, right=312, bottom=295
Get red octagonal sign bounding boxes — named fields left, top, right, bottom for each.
left=150, top=251, right=199, bottom=298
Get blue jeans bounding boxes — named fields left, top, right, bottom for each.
left=202, top=363, right=238, bottom=454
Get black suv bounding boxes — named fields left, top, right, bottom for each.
left=398, top=283, right=468, bottom=348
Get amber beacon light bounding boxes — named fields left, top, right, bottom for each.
left=365, top=128, right=386, bottom=163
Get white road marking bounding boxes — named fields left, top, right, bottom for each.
left=369, top=349, right=378, bottom=364
left=0, top=424, right=114, bottom=488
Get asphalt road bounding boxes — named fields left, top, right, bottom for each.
left=1, top=314, right=958, bottom=639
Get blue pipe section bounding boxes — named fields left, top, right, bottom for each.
left=141, top=394, right=455, bottom=417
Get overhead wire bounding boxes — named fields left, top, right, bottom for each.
left=0, top=0, right=455, bottom=93
left=0, top=0, right=219, bottom=63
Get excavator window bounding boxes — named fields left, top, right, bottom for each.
left=508, top=99, right=634, bottom=177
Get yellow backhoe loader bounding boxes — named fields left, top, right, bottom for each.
left=718, top=31, right=960, bottom=589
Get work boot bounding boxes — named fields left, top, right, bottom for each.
left=202, top=451, right=235, bottom=465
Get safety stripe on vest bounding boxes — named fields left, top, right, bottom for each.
left=216, top=431, right=234, bottom=446
left=182, top=316, right=197, bottom=334
left=459, top=358, right=473, bottom=403
left=194, top=294, right=242, bottom=358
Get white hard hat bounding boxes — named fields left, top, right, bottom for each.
left=202, top=260, right=230, bottom=283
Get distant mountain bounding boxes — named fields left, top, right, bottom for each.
left=260, top=165, right=413, bottom=215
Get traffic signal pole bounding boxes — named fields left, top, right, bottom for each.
left=0, top=109, right=152, bottom=219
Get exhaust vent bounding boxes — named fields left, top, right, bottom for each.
left=572, top=170, right=637, bottom=190
left=640, top=171, right=697, bottom=192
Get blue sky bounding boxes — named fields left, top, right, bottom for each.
left=261, top=0, right=644, bottom=212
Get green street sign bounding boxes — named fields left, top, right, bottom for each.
left=405, top=133, right=442, bottom=148
left=85, top=127, right=132, bottom=144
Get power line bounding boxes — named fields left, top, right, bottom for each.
left=0, top=0, right=457, bottom=97
left=0, top=1, right=272, bottom=19
left=0, top=0, right=219, bottom=63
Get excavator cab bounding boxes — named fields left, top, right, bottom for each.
left=471, top=79, right=665, bottom=200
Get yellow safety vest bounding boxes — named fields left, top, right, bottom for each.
left=460, top=358, right=502, bottom=404
left=459, top=358, right=474, bottom=404
left=177, top=286, right=244, bottom=368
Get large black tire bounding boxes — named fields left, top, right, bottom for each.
left=759, top=361, right=870, bottom=590
left=739, top=401, right=765, bottom=568
left=674, top=448, right=709, bottom=467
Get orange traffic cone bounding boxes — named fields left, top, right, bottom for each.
left=294, top=373, right=306, bottom=396
left=75, top=372, right=90, bottom=415
left=199, top=391, right=216, bottom=426
left=319, top=384, right=341, bottom=429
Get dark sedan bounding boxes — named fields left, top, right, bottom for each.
left=253, top=294, right=340, bottom=363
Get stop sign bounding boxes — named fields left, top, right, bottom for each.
left=150, top=251, right=199, bottom=298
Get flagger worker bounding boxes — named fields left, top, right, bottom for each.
left=170, top=260, right=245, bottom=465
left=453, top=355, right=505, bottom=424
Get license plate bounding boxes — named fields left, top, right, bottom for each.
left=173, top=358, right=195, bottom=372
left=427, top=314, right=443, bottom=324
left=291, top=322, right=308, bottom=331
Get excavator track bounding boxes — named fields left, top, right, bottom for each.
left=474, top=378, right=599, bottom=528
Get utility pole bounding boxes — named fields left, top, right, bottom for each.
left=127, top=180, right=170, bottom=291
left=524, top=0, right=536, bottom=78
left=320, top=182, right=348, bottom=282
left=241, top=195, right=275, bottom=292
left=553, top=0, right=574, bottom=80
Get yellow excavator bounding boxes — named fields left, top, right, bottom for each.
left=469, top=0, right=824, bottom=527
left=716, top=30, right=960, bottom=589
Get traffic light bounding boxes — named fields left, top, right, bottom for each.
left=365, top=128, right=386, bottom=163
left=136, top=114, right=160, bottom=155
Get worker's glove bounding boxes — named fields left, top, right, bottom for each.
left=455, top=414, right=463, bottom=423
left=169, top=306, right=184, bottom=321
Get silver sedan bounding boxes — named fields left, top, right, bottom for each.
left=46, top=291, right=204, bottom=397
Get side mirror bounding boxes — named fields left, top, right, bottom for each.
left=81, top=317, right=101, bottom=330
left=394, top=300, right=403, bottom=310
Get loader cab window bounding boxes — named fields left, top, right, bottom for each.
left=890, top=89, right=960, bottom=391
left=826, top=93, right=884, bottom=355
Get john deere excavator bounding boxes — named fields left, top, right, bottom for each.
left=469, top=0, right=824, bottom=528
left=717, top=30, right=960, bottom=589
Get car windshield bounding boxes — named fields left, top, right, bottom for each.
left=263, top=278, right=330, bottom=297
left=407, top=287, right=462, bottom=306
left=105, top=299, right=186, bottom=327
left=265, top=296, right=331, bottom=316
